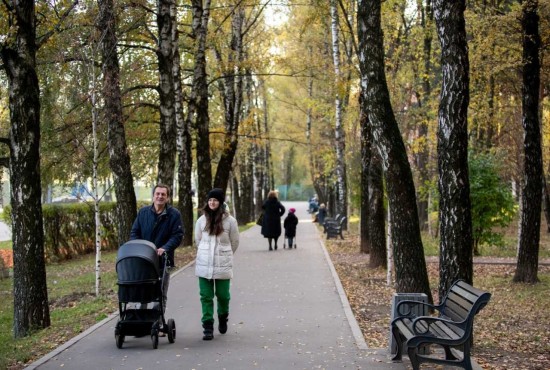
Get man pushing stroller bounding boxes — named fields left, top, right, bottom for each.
left=130, top=184, right=184, bottom=309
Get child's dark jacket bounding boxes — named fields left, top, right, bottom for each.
left=283, top=213, right=298, bottom=238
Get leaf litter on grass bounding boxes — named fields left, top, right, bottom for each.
left=324, top=234, right=550, bottom=370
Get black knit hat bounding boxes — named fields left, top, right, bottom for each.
left=207, top=188, right=225, bottom=203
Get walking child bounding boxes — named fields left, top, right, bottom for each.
left=283, top=208, right=298, bottom=249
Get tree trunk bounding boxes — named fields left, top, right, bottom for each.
left=99, top=0, right=137, bottom=246
left=543, top=176, right=550, bottom=233
left=258, top=77, right=273, bottom=195
left=156, top=0, right=177, bottom=187
left=357, top=0, right=432, bottom=301
left=367, top=145, right=386, bottom=268
left=434, top=0, right=474, bottom=298
left=514, top=0, right=542, bottom=283
left=1, top=0, right=51, bottom=337
left=253, top=77, right=269, bottom=215
left=330, top=0, right=348, bottom=220
left=360, top=95, right=370, bottom=254
left=360, top=90, right=386, bottom=267
left=232, top=71, right=255, bottom=224
left=415, top=0, right=433, bottom=231
left=213, top=6, right=244, bottom=193
left=190, top=0, right=213, bottom=207
left=173, top=0, right=193, bottom=247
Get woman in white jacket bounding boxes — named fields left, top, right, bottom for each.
left=195, top=188, right=239, bottom=340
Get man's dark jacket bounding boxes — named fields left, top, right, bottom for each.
left=130, top=204, right=184, bottom=264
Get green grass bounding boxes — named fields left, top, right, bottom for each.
left=0, top=251, right=119, bottom=369
left=0, top=240, right=11, bottom=250
left=421, top=230, right=550, bottom=258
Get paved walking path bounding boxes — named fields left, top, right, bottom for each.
left=28, top=201, right=407, bottom=370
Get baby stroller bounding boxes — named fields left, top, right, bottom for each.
left=114, top=239, right=176, bottom=349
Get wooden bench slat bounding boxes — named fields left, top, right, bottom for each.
left=452, top=285, right=481, bottom=303
left=432, top=321, right=463, bottom=339
left=445, top=298, right=471, bottom=321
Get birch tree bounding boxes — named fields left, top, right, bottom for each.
left=98, top=0, right=137, bottom=246
left=514, top=0, right=542, bottom=284
left=156, top=0, right=177, bottom=187
left=174, top=0, right=193, bottom=247
left=434, top=0, right=473, bottom=297
left=357, top=0, right=432, bottom=300
left=213, top=4, right=245, bottom=193
left=1, top=0, right=51, bottom=337
left=189, top=0, right=213, bottom=208
left=329, top=0, right=348, bottom=219
left=359, top=90, right=386, bottom=267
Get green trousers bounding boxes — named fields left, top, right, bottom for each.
left=198, top=277, right=231, bottom=323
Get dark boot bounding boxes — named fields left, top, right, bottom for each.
left=218, top=313, right=229, bottom=334
left=202, top=320, right=214, bottom=340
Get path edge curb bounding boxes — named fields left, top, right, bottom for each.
left=315, top=227, right=369, bottom=350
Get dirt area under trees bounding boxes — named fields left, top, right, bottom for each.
left=325, top=234, right=550, bottom=370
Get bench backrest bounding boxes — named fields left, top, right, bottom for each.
left=440, top=280, right=491, bottom=323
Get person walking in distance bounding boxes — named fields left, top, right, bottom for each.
left=194, top=188, right=240, bottom=340
left=261, top=190, right=285, bottom=251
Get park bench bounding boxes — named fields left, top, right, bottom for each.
left=325, top=215, right=346, bottom=239
left=390, top=279, right=491, bottom=370
left=322, top=213, right=340, bottom=227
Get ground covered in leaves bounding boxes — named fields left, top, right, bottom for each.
left=324, top=234, right=550, bottom=370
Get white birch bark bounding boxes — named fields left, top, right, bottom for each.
left=386, top=207, right=393, bottom=286
left=89, top=51, right=102, bottom=296
left=330, top=0, right=348, bottom=218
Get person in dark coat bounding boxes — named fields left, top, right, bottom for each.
left=261, top=190, right=285, bottom=251
left=130, top=183, right=184, bottom=316
left=130, top=183, right=183, bottom=265
left=283, top=208, right=298, bottom=249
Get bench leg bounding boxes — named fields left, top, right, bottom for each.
left=390, top=326, right=403, bottom=361
left=407, top=346, right=421, bottom=370
left=462, top=343, right=473, bottom=370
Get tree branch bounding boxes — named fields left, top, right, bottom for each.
left=36, top=0, right=79, bottom=48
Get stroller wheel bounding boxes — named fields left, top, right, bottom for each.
left=115, top=333, right=125, bottom=349
left=167, top=318, right=176, bottom=343
left=151, top=333, right=159, bottom=349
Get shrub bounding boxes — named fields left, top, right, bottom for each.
left=469, top=151, right=516, bottom=255
left=2, top=201, right=148, bottom=262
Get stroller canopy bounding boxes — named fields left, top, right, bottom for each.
left=116, top=239, right=160, bottom=285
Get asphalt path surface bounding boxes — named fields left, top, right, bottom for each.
left=28, top=201, right=406, bottom=370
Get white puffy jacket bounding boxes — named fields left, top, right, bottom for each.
left=194, top=213, right=239, bottom=279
